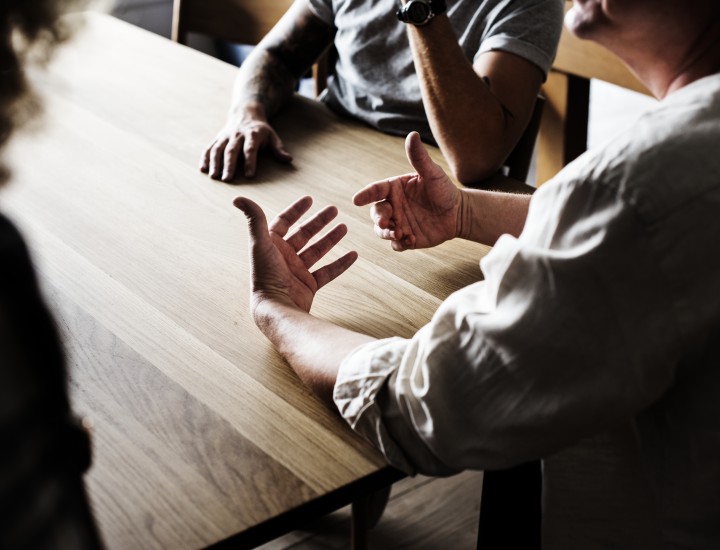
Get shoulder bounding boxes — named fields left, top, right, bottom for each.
left=466, top=0, right=564, bottom=76
left=584, top=74, right=720, bottom=224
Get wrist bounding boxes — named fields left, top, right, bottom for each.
left=251, top=291, right=298, bottom=331
left=233, top=101, right=269, bottom=125
left=456, top=189, right=475, bottom=241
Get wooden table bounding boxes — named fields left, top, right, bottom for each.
left=2, top=13, right=491, bottom=549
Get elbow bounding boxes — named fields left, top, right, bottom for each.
left=448, top=156, right=504, bottom=186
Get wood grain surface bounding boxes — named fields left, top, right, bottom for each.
left=1, top=13, right=491, bottom=549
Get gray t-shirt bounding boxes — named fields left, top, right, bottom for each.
left=307, top=0, right=564, bottom=141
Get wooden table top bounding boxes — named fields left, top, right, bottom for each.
left=2, top=13, right=490, bottom=549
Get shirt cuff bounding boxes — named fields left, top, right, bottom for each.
left=333, top=337, right=418, bottom=474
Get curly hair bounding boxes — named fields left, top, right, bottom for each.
left=0, top=0, right=82, bottom=186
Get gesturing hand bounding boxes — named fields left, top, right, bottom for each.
left=201, top=114, right=293, bottom=181
left=234, top=196, right=358, bottom=313
left=353, top=132, right=461, bottom=251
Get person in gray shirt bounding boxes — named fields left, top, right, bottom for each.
left=200, top=0, right=564, bottom=184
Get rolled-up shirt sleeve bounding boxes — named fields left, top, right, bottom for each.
left=334, top=175, right=682, bottom=476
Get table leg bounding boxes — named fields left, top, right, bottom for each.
left=351, top=485, right=392, bottom=550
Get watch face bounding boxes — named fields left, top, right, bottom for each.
left=407, top=1, right=431, bottom=23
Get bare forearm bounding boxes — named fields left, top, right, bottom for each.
left=406, top=17, right=543, bottom=184
left=229, top=0, right=335, bottom=122
left=230, top=50, right=297, bottom=122
left=457, top=188, right=531, bottom=245
left=407, top=17, right=509, bottom=182
left=254, top=298, right=375, bottom=408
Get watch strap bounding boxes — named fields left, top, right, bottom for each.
left=429, top=0, right=447, bottom=14
left=397, top=0, right=447, bottom=25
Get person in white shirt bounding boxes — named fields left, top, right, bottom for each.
left=233, top=0, right=720, bottom=546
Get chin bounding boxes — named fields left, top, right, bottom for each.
left=565, top=1, right=602, bottom=39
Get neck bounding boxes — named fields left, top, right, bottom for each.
left=623, top=16, right=720, bottom=99
left=663, top=20, right=720, bottom=97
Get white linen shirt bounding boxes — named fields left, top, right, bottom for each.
left=334, top=73, right=720, bottom=548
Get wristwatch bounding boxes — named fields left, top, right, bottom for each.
left=396, top=0, right=447, bottom=26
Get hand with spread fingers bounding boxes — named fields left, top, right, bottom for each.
left=234, top=195, right=358, bottom=313
left=353, top=132, right=462, bottom=251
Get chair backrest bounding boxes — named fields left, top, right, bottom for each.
left=172, top=0, right=294, bottom=45
left=535, top=1, right=652, bottom=185
left=172, top=0, right=330, bottom=95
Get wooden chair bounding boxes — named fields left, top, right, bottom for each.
left=172, top=0, right=292, bottom=46
left=536, top=1, right=652, bottom=185
left=171, top=0, right=329, bottom=96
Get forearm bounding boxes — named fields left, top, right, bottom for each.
left=457, top=187, right=531, bottom=245
left=228, top=0, right=335, bottom=122
left=229, top=49, right=297, bottom=123
left=406, top=17, right=509, bottom=182
left=254, top=297, right=376, bottom=408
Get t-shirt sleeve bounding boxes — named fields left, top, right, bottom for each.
left=334, top=175, right=680, bottom=476
left=306, top=0, right=335, bottom=26
left=477, top=0, right=565, bottom=78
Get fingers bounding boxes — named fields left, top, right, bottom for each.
left=222, top=135, right=244, bottom=182
left=313, top=251, right=358, bottom=290
left=353, top=175, right=411, bottom=206
left=390, top=234, right=415, bottom=252
left=299, top=223, right=346, bottom=268
left=243, top=133, right=260, bottom=179
left=268, top=196, right=313, bottom=237
left=203, top=122, right=291, bottom=181
left=270, top=133, right=293, bottom=164
left=371, top=201, right=395, bottom=231
left=200, top=144, right=211, bottom=173
left=207, top=138, right=229, bottom=180
left=232, top=196, right=270, bottom=243
left=404, top=131, right=438, bottom=178
left=234, top=196, right=358, bottom=291
left=286, top=205, right=338, bottom=252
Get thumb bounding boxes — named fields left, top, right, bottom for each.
left=405, top=131, right=438, bottom=177
left=233, top=196, right=270, bottom=243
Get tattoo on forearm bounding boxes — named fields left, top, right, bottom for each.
left=237, top=6, right=335, bottom=117
left=241, top=51, right=297, bottom=115
left=266, top=8, right=335, bottom=80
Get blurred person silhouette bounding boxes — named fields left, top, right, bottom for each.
left=0, top=1, right=103, bottom=548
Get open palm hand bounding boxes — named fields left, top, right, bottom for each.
left=235, top=196, right=357, bottom=313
